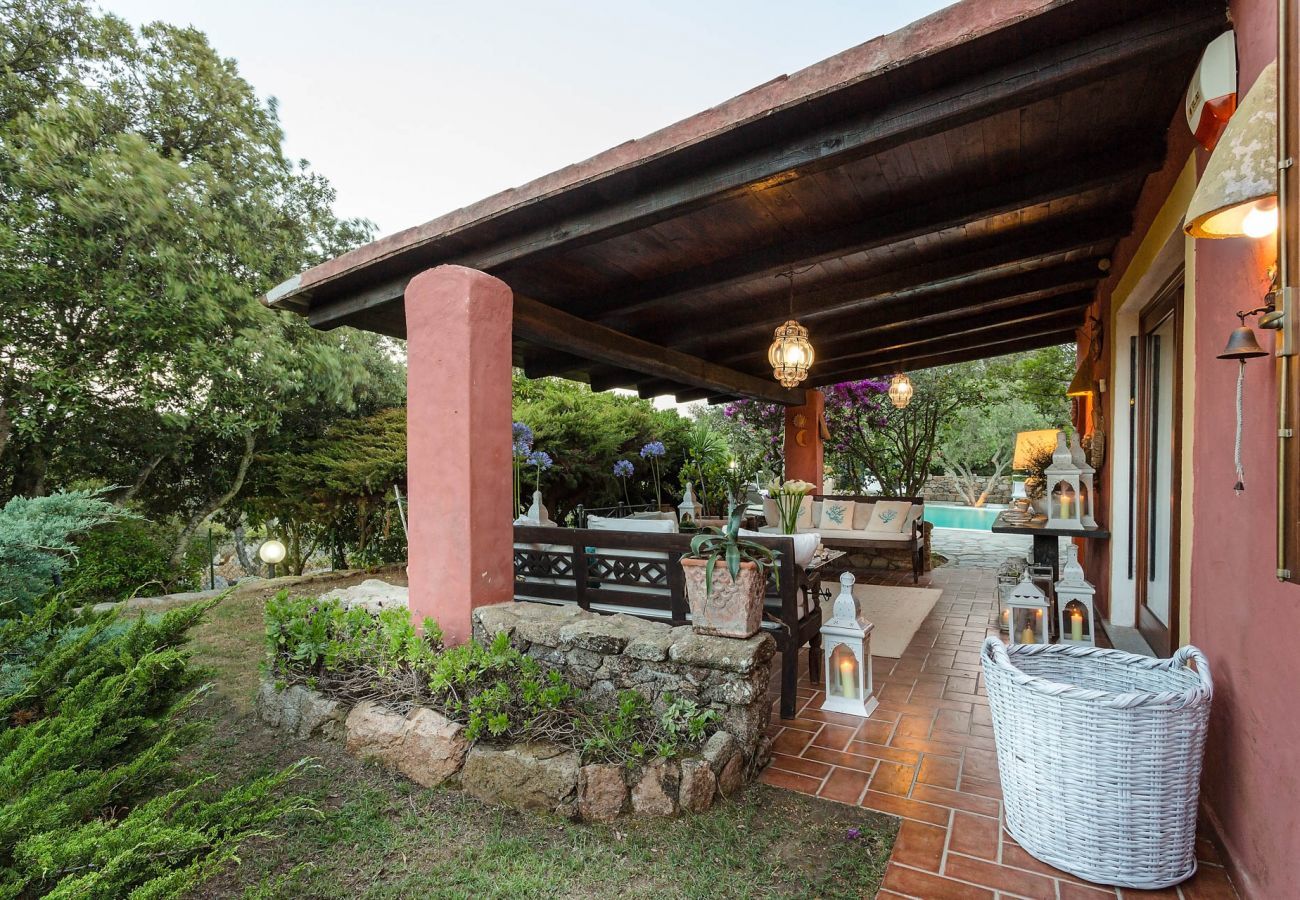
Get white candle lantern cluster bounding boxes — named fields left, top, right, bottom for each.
left=1045, top=431, right=1085, bottom=530
left=821, top=572, right=878, bottom=717
left=1007, top=572, right=1051, bottom=646
left=1069, top=431, right=1098, bottom=528
left=1055, top=543, right=1097, bottom=646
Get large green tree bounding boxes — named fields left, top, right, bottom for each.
left=0, top=0, right=402, bottom=563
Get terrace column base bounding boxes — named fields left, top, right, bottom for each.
left=783, top=389, right=824, bottom=490
left=405, top=265, right=514, bottom=645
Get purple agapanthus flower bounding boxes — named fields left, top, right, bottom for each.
left=527, top=450, right=553, bottom=470
left=845, top=827, right=861, bottom=841
left=512, top=422, right=534, bottom=458
left=639, top=441, right=665, bottom=459
left=612, top=458, right=635, bottom=478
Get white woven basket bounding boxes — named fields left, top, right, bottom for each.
left=981, top=638, right=1213, bottom=889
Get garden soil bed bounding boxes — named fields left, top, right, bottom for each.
left=178, top=570, right=897, bottom=898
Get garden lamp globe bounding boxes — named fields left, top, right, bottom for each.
left=259, top=538, right=286, bottom=577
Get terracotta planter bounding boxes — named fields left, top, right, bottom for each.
left=680, top=558, right=765, bottom=639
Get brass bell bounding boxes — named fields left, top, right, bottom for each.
left=1217, top=324, right=1268, bottom=360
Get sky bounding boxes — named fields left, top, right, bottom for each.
left=99, top=0, right=953, bottom=238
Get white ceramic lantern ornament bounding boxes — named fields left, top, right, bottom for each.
left=821, top=572, right=878, bottom=717
left=1068, top=431, right=1098, bottom=528
left=1007, top=571, right=1050, bottom=646
left=1044, top=431, right=1084, bottom=530
left=1055, top=543, right=1097, bottom=646
left=678, top=481, right=699, bottom=526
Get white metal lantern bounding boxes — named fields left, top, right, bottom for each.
left=1068, top=431, right=1097, bottom=528
left=821, top=572, right=878, bottom=717
left=996, top=556, right=1028, bottom=634
left=1044, top=431, right=1084, bottom=530
left=887, top=373, right=914, bottom=409
left=678, top=481, right=699, bottom=526
left=1055, top=543, right=1097, bottom=646
left=1007, top=571, right=1050, bottom=646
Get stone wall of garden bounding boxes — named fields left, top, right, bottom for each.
left=257, top=602, right=775, bottom=823
left=921, top=474, right=1013, bottom=505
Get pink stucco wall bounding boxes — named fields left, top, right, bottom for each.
left=784, top=389, right=825, bottom=488
left=1189, top=1, right=1300, bottom=895
left=405, top=265, right=514, bottom=646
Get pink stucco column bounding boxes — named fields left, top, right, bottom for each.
left=784, top=389, right=825, bottom=489
left=405, top=265, right=514, bottom=645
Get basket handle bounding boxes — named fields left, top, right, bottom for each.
left=1168, top=644, right=1214, bottom=696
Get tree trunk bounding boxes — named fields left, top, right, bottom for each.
left=233, top=523, right=257, bottom=575
left=171, top=431, right=256, bottom=570
left=112, top=453, right=166, bottom=505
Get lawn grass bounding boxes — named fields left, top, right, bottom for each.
left=179, top=572, right=898, bottom=898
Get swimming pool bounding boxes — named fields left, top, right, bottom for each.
left=924, top=503, right=1005, bottom=531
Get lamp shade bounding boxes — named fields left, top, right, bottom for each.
left=1012, top=429, right=1059, bottom=470
left=1185, top=61, right=1278, bottom=238
left=1065, top=365, right=1094, bottom=397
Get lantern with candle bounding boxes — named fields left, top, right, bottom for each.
left=1044, top=431, right=1084, bottom=530
left=1007, top=571, right=1050, bottom=646
left=1055, top=543, right=1096, bottom=646
left=1068, top=431, right=1098, bottom=528
left=820, top=572, right=878, bottom=717
left=996, top=556, right=1028, bottom=634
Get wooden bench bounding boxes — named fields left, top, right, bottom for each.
left=512, top=524, right=819, bottom=719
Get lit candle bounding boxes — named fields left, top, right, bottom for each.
left=1021, top=624, right=1035, bottom=645
left=1071, top=611, right=1084, bottom=642
left=1060, top=495, right=1071, bottom=518
left=1001, top=608, right=1010, bottom=628
left=839, top=657, right=856, bottom=697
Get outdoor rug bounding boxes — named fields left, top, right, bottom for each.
left=819, top=583, right=941, bottom=658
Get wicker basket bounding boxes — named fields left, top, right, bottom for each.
left=981, top=638, right=1213, bottom=889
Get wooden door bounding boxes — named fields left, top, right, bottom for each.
left=1134, top=275, right=1183, bottom=656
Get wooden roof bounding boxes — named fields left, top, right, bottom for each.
left=266, top=0, right=1226, bottom=405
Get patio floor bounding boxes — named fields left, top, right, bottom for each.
left=762, top=564, right=1237, bottom=900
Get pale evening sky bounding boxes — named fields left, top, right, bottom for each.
left=99, top=0, right=953, bottom=238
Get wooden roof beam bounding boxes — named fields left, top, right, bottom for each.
left=567, top=144, right=1160, bottom=322
left=511, top=294, right=804, bottom=406
left=619, top=212, right=1129, bottom=345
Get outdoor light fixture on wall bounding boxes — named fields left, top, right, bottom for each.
left=887, top=373, right=914, bottom=408
left=768, top=271, right=814, bottom=388
left=1185, top=61, right=1279, bottom=239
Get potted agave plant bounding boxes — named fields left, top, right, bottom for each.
left=680, top=503, right=780, bottom=639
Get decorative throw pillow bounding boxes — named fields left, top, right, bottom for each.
left=762, top=497, right=779, bottom=527
left=868, top=500, right=913, bottom=533
left=852, top=502, right=875, bottom=530
left=795, top=495, right=815, bottom=530
left=764, top=494, right=815, bottom=531
left=819, top=498, right=855, bottom=530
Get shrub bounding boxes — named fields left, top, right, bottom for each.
left=60, top=517, right=202, bottom=605
left=0, top=596, right=307, bottom=897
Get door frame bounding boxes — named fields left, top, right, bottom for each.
left=1134, top=272, right=1183, bottom=656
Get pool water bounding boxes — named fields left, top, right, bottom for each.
left=924, top=504, right=1005, bottom=531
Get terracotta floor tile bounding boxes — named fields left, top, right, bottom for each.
left=1180, top=866, right=1240, bottom=900
left=859, top=790, right=952, bottom=827
left=896, top=714, right=937, bottom=739
left=810, top=723, right=857, bottom=752
left=1000, top=838, right=1088, bottom=882
left=854, top=717, right=894, bottom=745
left=911, top=782, right=1001, bottom=818
left=801, top=744, right=879, bottom=773
left=845, top=739, right=921, bottom=766
left=934, top=707, right=972, bottom=734
left=957, top=773, right=1003, bottom=801
left=943, top=853, right=1057, bottom=900
left=1059, top=883, right=1119, bottom=899
left=817, top=766, right=869, bottom=805
left=883, top=863, right=996, bottom=900
left=891, top=819, right=947, bottom=872
left=916, top=753, right=961, bottom=789
left=757, top=766, right=821, bottom=795
left=948, top=810, right=999, bottom=860
left=767, top=753, right=831, bottom=779
left=889, top=733, right=965, bottom=759
left=869, top=760, right=917, bottom=796
left=770, top=727, right=816, bottom=757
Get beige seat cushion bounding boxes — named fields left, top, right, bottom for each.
left=852, top=502, right=875, bottom=530
left=817, top=527, right=915, bottom=543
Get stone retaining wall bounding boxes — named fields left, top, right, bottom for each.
left=257, top=602, right=774, bottom=823
left=921, top=474, right=1012, bottom=505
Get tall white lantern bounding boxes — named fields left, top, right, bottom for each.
left=678, top=481, right=699, bottom=526
left=1007, top=571, right=1050, bottom=646
left=1069, top=431, right=1098, bottom=528
left=1055, top=543, right=1097, bottom=646
left=821, top=572, right=878, bottom=717
left=1045, top=431, right=1084, bottom=530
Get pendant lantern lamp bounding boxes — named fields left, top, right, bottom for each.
left=1185, top=61, right=1278, bottom=239
left=888, top=373, right=914, bottom=408
left=769, top=271, right=814, bottom=388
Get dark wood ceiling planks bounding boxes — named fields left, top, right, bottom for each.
left=269, top=0, right=1227, bottom=403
